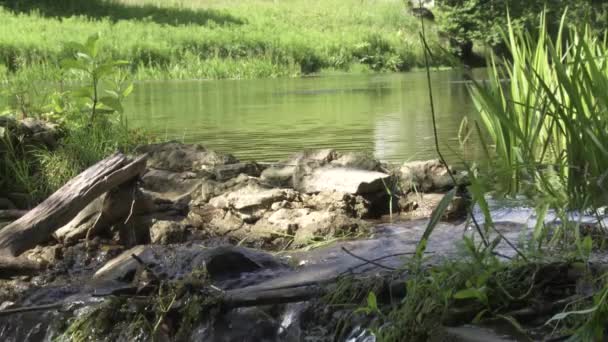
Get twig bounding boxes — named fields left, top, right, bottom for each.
left=124, top=184, right=137, bottom=224
left=338, top=251, right=435, bottom=276
left=341, top=247, right=397, bottom=271
left=0, top=303, right=63, bottom=316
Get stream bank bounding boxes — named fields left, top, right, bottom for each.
left=0, top=133, right=602, bottom=341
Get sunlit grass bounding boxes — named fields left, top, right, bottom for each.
left=0, top=0, right=450, bottom=81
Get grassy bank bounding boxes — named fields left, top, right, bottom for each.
left=0, top=0, right=450, bottom=81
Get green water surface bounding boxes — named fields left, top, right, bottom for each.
left=125, top=70, right=481, bottom=163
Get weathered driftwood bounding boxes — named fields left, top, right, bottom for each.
left=0, top=153, right=146, bottom=257
left=53, top=179, right=141, bottom=244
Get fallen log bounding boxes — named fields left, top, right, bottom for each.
left=0, top=153, right=147, bottom=257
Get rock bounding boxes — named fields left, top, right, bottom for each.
left=260, top=149, right=338, bottom=189
left=214, top=162, right=263, bottom=182
left=251, top=208, right=367, bottom=246
left=209, top=184, right=298, bottom=222
left=260, top=165, right=296, bottom=188
left=136, top=142, right=238, bottom=173
left=92, top=245, right=285, bottom=286
left=329, top=152, right=382, bottom=171
left=0, top=198, right=16, bottom=210
left=304, top=191, right=369, bottom=219
left=399, top=159, right=454, bottom=193
left=149, top=220, right=187, bottom=245
left=293, top=211, right=366, bottom=246
left=140, top=168, right=203, bottom=203
left=1, top=117, right=61, bottom=148
left=193, top=174, right=258, bottom=204
left=399, top=192, right=467, bottom=220
left=297, top=167, right=391, bottom=194
left=22, top=245, right=62, bottom=266
left=251, top=208, right=312, bottom=238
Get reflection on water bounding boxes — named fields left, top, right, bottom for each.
left=125, top=70, right=484, bottom=163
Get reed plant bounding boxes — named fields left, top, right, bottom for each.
left=470, top=13, right=608, bottom=211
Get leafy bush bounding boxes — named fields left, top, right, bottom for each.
left=437, top=0, right=608, bottom=59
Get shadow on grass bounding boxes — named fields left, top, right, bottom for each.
left=0, top=0, right=245, bottom=26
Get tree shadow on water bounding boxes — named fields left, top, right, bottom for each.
left=0, top=0, right=245, bottom=26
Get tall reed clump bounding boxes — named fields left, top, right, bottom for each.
left=470, top=13, right=608, bottom=211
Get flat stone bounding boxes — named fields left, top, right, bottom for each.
left=209, top=184, right=297, bottom=211
left=298, top=167, right=391, bottom=194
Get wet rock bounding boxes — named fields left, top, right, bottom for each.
left=297, top=166, right=391, bottom=194
left=137, top=141, right=238, bottom=173
left=92, top=245, right=285, bottom=286
left=149, top=220, right=188, bottom=245
left=399, top=159, right=454, bottom=193
left=399, top=192, right=467, bottom=220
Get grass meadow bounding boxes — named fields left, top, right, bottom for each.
left=0, top=0, right=450, bottom=81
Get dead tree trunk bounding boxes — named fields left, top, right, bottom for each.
left=0, top=153, right=146, bottom=257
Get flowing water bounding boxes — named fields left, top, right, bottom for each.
left=125, top=70, right=484, bottom=163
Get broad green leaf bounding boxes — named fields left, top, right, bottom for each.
left=122, top=83, right=134, bottom=98
left=99, top=96, right=124, bottom=113
left=60, top=58, right=88, bottom=71
left=85, top=33, right=100, bottom=58
left=71, top=86, right=93, bottom=99
left=104, top=90, right=120, bottom=99
left=453, top=288, right=482, bottom=300
left=367, top=292, right=378, bottom=312
left=533, top=203, right=549, bottom=242
left=76, top=52, right=93, bottom=63
left=420, top=188, right=457, bottom=244
left=94, top=63, right=115, bottom=78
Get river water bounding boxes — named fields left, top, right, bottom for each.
left=125, top=70, right=484, bottom=163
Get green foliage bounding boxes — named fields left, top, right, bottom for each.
left=0, top=34, right=147, bottom=205
left=436, top=0, right=608, bottom=58
left=61, top=34, right=132, bottom=122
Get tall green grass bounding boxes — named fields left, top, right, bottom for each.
left=471, top=13, right=608, bottom=210
left=0, top=0, right=450, bottom=81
